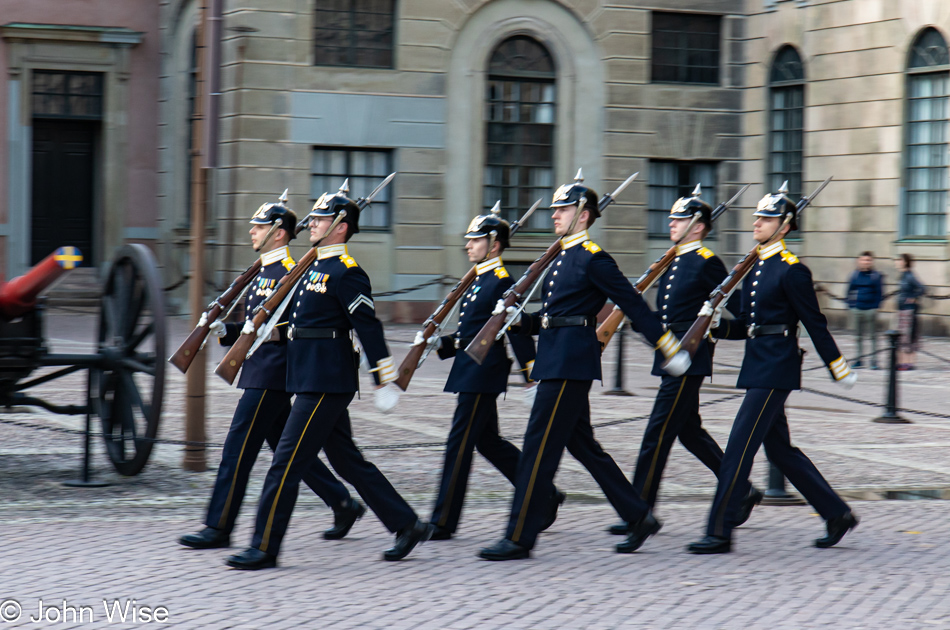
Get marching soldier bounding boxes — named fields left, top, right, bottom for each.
left=179, top=195, right=364, bottom=552
left=416, top=206, right=564, bottom=541
left=227, top=188, right=432, bottom=570
left=688, top=186, right=859, bottom=555
left=608, top=188, right=761, bottom=535
left=479, top=177, right=692, bottom=561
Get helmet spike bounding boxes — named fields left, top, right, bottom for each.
left=692, top=183, right=702, bottom=197
left=574, top=168, right=584, bottom=183
left=278, top=188, right=289, bottom=204
left=339, top=178, right=350, bottom=195
left=779, top=180, right=789, bottom=194
left=489, top=200, right=501, bottom=215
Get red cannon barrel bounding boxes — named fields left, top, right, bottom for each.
left=0, top=246, right=83, bottom=320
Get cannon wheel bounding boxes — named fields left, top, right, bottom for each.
left=90, top=244, right=166, bottom=476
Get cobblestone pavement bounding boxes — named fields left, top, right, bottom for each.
left=2, top=310, right=950, bottom=628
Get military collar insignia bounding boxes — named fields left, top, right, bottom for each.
left=260, top=245, right=290, bottom=266
left=317, top=243, right=348, bottom=260
left=675, top=240, right=703, bottom=256
left=758, top=240, right=786, bottom=260
left=561, top=230, right=590, bottom=250
left=476, top=257, right=503, bottom=275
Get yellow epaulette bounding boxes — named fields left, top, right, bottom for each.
left=494, top=267, right=509, bottom=279
left=282, top=257, right=295, bottom=272
left=340, top=255, right=358, bottom=268
left=582, top=240, right=602, bottom=254
left=781, top=250, right=799, bottom=265
left=697, top=247, right=714, bottom=259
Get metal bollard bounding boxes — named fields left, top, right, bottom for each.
left=604, top=322, right=633, bottom=396
left=874, top=329, right=910, bottom=424
left=760, top=461, right=804, bottom=506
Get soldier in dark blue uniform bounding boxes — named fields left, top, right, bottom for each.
left=608, top=188, right=761, bottom=535
left=227, top=189, right=432, bottom=570
left=688, top=186, right=859, bottom=554
left=179, top=195, right=363, bottom=551
left=416, top=207, right=563, bottom=540
left=478, top=178, right=693, bottom=561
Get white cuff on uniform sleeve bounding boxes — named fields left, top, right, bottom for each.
left=829, top=356, right=851, bottom=381
left=371, top=356, right=397, bottom=384
left=656, top=330, right=682, bottom=360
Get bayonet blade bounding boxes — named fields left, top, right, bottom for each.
left=360, top=172, right=396, bottom=207
left=511, top=198, right=543, bottom=236
left=608, top=171, right=639, bottom=202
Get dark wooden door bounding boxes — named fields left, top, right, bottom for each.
left=31, top=119, right=97, bottom=265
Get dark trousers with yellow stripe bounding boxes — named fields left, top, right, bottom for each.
left=505, top=379, right=650, bottom=550
left=431, top=392, right=521, bottom=533
left=706, top=388, right=850, bottom=539
left=251, top=392, right=418, bottom=555
left=632, top=375, right=723, bottom=507
left=205, top=388, right=350, bottom=534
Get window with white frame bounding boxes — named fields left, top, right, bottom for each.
left=648, top=161, right=717, bottom=239
left=310, top=148, right=393, bottom=230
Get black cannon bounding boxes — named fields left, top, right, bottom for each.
left=0, top=245, right=166, bottom=477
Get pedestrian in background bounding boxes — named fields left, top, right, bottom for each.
left=895, top=253, right=925, bottom=371
left=846, top=251, right=884, bottom=369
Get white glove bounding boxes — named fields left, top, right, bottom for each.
left=838, top=372, right=858, bottom=390
left=491, top=299, right=507, bottom=316
left=197, top=312, right=210, bottom=327
left=663, top=350, right=691, bottom=377
left=241, top=319, right=256, bottom=336
left=256, top=325, right=279, bottom=342
left=697, top=302, right=723, bottom=330
left=522, top=384, right=538, bottom=408
left=374, top=383, right=401, bottom=413
left=412, top=331, right=442, bottom=350
left=208, top=320, right=227, bottom=338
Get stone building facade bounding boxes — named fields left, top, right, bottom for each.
left=157, top=0, right=949, bottom=332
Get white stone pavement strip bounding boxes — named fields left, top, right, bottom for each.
left=2, top=501, right=950, bottom=628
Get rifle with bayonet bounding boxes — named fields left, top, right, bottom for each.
left=168, top=190, right=298, bottom=373
left=678, top=177, right=832, bottom=358
left=394, top=198, right=543, bottom=391
left=213, top=173, right=395, bottom=385
left=464, top=171, right=639, bottom=366
left=596, top=183, right=750, bottom=352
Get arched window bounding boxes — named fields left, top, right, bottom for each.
left=904, top=28, right=949, bottom=238
left=768, top=46, right=805, bottom=234
left=484, top=36, right=555, bottom=230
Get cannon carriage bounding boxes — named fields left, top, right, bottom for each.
left=0, top=244, right=166, bottom=477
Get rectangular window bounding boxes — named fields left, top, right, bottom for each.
left=904, top=72, right=948, bottom=238
left=770, top=84, right=804, bottom=236
left=651, top=12, right=721, bottom=85
left=648, top=161, right=717, bottom=239
left=310, top=148, right=393, bottom=230
left=484, top=79, right=556, bottom=231
left=32, top=71, right=103, bottom=120
left=314, top=0, right=395, bottom=69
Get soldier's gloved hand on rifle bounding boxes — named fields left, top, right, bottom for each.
left=697, top=301, right=723, bottom=330
left=412, top=331, right=441, bottom=351
left=838, top=371, right=858, bottom=390
left=492, top=299, right=521, bottom=327
left=522, top=383, right=537, bottom=408
left=374, top=383, right=401, bottom=413
left=663, top=350, right=691, bottom=377
left=208, top=320, right=227, bottom=338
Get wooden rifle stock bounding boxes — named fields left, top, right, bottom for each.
left=595, top=246, right=678, bottom=351
left=680, top=249, right=757, bottom=358
left=394, top=267, right=477, bottom=391
left=464, top=240, right=562, bottom=365
left=214, top=247, right=318, bottom=384
left=168, top=260, right=262, bottom=373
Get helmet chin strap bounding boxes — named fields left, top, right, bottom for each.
left=483, top=230, right=498, bottom=263
left=254, top=218, right=283, bottom=252
left=565, top=197, right=588, bottom=237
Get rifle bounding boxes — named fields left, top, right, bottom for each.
left=393, top=199, right=543, bottom=391
left=464, top=171, right=639, bottom=366
left=595, top=183, right=750, bottom=352
left=168, top=192, right=295, bottom=373
left=678, top=177, right=832, bottom=358
left=213, top=173, right=395, bottom=385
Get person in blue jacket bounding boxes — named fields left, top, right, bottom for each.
left=608, top=187, right=761, bottom=536
left=227, top=189, right=432, bottom=570
left=688, top=186, right=859, bottom=555
left=846, top=251, right=884, bottom=369
left=417, top=207, right=564, bottom=541
left=179, top=195, right=362, bottom=552
left=478, top=176, right=692, bottom=561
